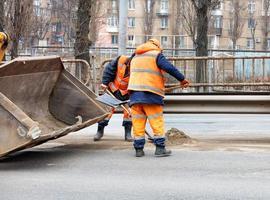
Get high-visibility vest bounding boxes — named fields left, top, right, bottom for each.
left=128, top=49, right=165, bottom=97
left=0, top=32, right=9, bottom=62
left=108, top=55, right=130, bottom=96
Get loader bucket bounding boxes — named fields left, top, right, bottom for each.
left=0, top=56, right=109, bottom=158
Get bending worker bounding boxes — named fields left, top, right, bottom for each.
left=128, top=38, right=189, bottom=157
left=0, top=32, right=10, bottom=62
left=94, top=54, right=134, bottom=142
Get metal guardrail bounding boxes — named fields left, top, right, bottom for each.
left=168, top=56, right=270, bottom=84
left=59, top=58, right=270, bottom=114
left=98, top=56, right=270, bottom=93
left=62, top=59, right=98, bottom=93
left=163, top=95, right=270, bottom=114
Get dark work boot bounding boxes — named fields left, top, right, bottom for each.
left=94, top=125, right=105, bottom=141
left=154, top=146, right=172, bottom=157
left=124, top=126, right=133, bottom=142
left=135, top=148, right=145, bottom=157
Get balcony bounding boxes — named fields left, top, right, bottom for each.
left=156, top=9, right=169, bottom=16
left=106, top=26, right=118, bottom=33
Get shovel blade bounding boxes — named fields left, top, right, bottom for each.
left=96, top=93, right=128, bottom=107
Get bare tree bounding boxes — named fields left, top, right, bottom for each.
left=75, top=0, right=92, bottom=83
left=5, top=0, right=33, bottom=58
left=48, top=0, right=77, bottom=46
left=0, top=0, right=5, bottom=31
left=88, top=0, right=103, bottom=46
left=178, top=0, right=197, bottom=45
left=172, top=0, right=185, bottom=49
left=143, top=0, right=156, bottom=39
left=262, top=0, right=270, bottom=50
left=248, top=14, right=257, bottom=50
left=29, top=5, right=52, bottom=46
left=190, top=0, right=220, bottom=56
left=228, top=0, right=245, bottom=50
left=188, top=0, right=220, bottom=90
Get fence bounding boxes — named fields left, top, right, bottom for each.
left=6, top=46, right=270, bottom=94
left=97, top=56, right=270, bottom=94
left=62, top=59, right=98, bottom=94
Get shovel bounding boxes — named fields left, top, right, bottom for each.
left=96, top=89, right=154, bottom=141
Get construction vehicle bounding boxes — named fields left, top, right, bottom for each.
left=0, top=56, right=109, bottom=158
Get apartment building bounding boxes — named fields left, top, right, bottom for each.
left=33, top=0, right=77, bottom=46
left=95, top=0, right=270, bottom=51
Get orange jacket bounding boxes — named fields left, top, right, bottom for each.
left=128, top=42, right=165, bottom=97
left=109, top=55, right=130, bottom=96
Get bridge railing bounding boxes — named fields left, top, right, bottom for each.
left=167, top=56, right=270, bottom=93
left=78, top=56, right=270, bottom=94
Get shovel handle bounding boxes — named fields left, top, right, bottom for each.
left=105, top=89, right=131, bottom=116
left=105, top=89, right=154, bottom=140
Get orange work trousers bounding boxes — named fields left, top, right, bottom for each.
left=105, top=107, right=131, bottom=123
left=131, top=104, right=164, bottom=139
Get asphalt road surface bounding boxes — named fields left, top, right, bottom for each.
left=1, top=114, right=270, bottom=200
left=79, top=113, right=270, bottom=138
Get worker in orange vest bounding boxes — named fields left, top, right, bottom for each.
left=94, top=54, right=134, bottom=142
left=0, top=32, right=10, bottom=62
left=128, top=38, right=189, bottom=157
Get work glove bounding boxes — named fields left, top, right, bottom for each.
left=100, top=83, right=108, bottom=91
left=180, top=79, right=189, bottom=88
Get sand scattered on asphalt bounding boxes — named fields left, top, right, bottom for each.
left=38, top=131, right=270, bottom=153
left=165, top=128, right=194, bottom=145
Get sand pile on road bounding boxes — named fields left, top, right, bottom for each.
left=166, top=128, right=193, bottom=145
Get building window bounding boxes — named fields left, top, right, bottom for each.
left=147, top=0, right=151, bottom=13
left=161, top=36, right=168, bottom=47
left=175, top=36, right=185, bottom=48
left=107, top=15, right=118, bottom=27
left=127, top=35, right=134, bottom=46
left=111, top=0, right=117, bottom=10
left=128, top=0, right=135, bottom=10
left=262, top=0, right=270, bottom=16
left=128, top=17, right=135, bottom=27
left=248, top=18, right=256, bottom=29
left=52, top=24, right=57, bottom=32
left=160, top=0, right=168, bottom=13
left=214, top=16, right=222, bottom=28
left=248, top=0, right=255, bottom=14
left=267, top=39, right=270, bottom=49
left=33, top=0, right=40, bottom=6
left=160, top=17, right=168, bottom=29
left=247, top=38, right=254, bottom=49
left=213, top=0, right=223, bottom=10
left=111, top=35, right=118, bottom=44
left=55, top=22, right=62, bottom=33
left=33, top=0, right=41, bottom=16
left=208, top=36, right=215, bottom=48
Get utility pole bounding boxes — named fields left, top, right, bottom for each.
left=118, top=0, right=127, bottom=55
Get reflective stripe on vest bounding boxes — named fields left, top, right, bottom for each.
left=130, top=68, right=163, bottom=78
left=133, top=52, right=158, bottom=58
left=109, top=55, right=129, bottom=95
left=128, top=50, right=165, bottom=97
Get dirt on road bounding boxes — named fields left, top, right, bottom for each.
left=35, top=128, right=270, bottom=153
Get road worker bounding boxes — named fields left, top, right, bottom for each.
left=0, top=32, right=10, bottom=62
left=128, top=38, right=189, bottom=157
left=94, top=54, right=134, bottom=142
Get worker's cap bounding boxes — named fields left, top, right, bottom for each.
left=148, top=38, right=161, bottom=49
